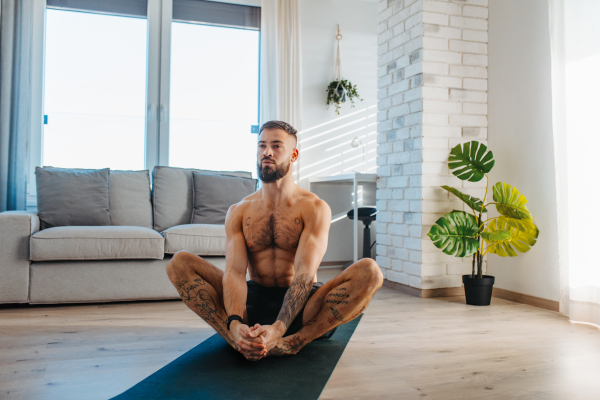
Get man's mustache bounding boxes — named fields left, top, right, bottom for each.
left=260, top=157, right=276, bottom=164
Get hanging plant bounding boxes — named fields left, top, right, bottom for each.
left=326, top=79, right=362, bottom=115
left=326, top=25, right=363, bottom=115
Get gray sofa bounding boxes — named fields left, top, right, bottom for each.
left=0, top=166, right=254, bottom=305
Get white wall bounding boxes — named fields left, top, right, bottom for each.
left=298, top=0, right=378, bottom=262
left=487, top=0, right=560, bottom=301
left=298, top=0, right=378, bottom=186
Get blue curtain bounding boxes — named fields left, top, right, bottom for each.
left=0, top=0, right=33, bottom=211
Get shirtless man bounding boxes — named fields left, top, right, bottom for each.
left=166, top=120, right=383, bottom=361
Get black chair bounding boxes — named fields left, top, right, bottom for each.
left=347, top=206, right=377, bottom=259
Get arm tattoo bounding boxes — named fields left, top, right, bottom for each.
left=276, top=273, right=313, bottom=330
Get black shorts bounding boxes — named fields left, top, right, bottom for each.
left=246, top=280, right=337, bottom=340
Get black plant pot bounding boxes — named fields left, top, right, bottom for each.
left=462, top=275, right=495, bottom=306
left=336, top=87, right=346, bottom=102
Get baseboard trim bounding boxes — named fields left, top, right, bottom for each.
left=383, top=279, right=463, bottom=298
left=383, top=279, right=422, bottom=297
left=383, top=279, right=560, bottom=311
left=492, top=287, right=559, bottom=312
left=320, top=261, right=351, bottom=267
left=422, top=286, right=464, bottom=298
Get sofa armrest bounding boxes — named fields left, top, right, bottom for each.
left=0, top=211, right=39, bottom=303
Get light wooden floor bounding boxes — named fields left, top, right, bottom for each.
left=1, top=268, right=600, bottom=400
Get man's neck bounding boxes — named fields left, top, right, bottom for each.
left=260, top=173, right=297, bottom=203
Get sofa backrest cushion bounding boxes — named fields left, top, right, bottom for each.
left=151, top=166, right=252, bottom=232
left=35, top=167, right=111, bottom=230
left=109, top=170, right=153, bottom=228
left=191, top=172, right=257, bottom=225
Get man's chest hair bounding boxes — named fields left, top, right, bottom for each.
left=242, top=206, right=304, bottom=252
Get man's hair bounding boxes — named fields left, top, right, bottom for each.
left=259, top=120, right=297, bottom=145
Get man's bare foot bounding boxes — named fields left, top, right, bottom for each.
left=267, top=335, right=307, bottom=356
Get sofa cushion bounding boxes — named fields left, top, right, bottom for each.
left=35, top=167, right=111, bottom=230
left=191, top=172, right=257, bottom=224
left=109, top=170, right=153, bottom=228
left=163, top=224, right=226, bottom=256
left=30, top=226, right=164, bottom=261
left=151, top=166, right=252, bottom=232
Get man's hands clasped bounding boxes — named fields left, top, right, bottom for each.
left=230, top=320, right=286, bottom=361
left=230, top=321, right=266, bottom=361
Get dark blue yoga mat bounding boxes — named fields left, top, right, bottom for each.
left=111, top=315, right=362, bottom=400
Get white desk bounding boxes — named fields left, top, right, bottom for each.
left=309, top=173, right=377, bottom=263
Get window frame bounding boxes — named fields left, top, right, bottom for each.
left=27, top=0, right=260, bottom=210
left=27, top=0, right=46, bottom=210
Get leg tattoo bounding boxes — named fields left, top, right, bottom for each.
left=176, top=278, right=206, bottom=301
left=268, top=279, right=375, bottom=357
left=175, top=279, right=236, bottom=349
left=269, top=335, right=307, bottom=356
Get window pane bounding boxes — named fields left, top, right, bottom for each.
left=169, top=23, right=259, bottom=176
left=43, top=9, right=147, bottom=170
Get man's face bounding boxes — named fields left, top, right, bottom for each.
left=257, top=128, right=298, bottom=183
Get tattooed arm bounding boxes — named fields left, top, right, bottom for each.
left=275, top=199, right=331, bottom=332
left=248, top=199, right=331, bottom=348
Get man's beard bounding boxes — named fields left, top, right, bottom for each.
left=257, top=158, right=291, bottom=183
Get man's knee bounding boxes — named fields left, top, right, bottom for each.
left=166, top=250, right=197, bottom=281
left=355, top=258, right=384, bottom=290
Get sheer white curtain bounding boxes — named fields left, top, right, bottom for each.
left=549, top=0, right=600, bottom=327
left=259, top=0, right=302, bottom=180
left=259, top=0, right=302, bottom=127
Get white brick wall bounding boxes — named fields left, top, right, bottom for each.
left=377, top=0, right=488, bottom=290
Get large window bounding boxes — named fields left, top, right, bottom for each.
left=44, top=9, right=147, bottom=170
left=169, top=23, right=259, bottom=173
left=40, top=0, right=260, bottom=178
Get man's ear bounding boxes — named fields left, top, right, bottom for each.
left=291, top=148, right=299, bottom=162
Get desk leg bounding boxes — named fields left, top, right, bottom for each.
left=354, top=175, right=358, bottom=263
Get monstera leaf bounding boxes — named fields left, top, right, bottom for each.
left=441, top=186, right=488, bottom=213
left=480, top=229, right=511, bottom=243
left=492, top=182, right=533, bottom=220
left=427, top=211, right=480, bottom=258
left=483, top=217, right=539, bottom=257
left=448, top=141, right=495, bottom=182
left=502, top=217, right=534, bottom=231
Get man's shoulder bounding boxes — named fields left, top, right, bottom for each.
left=230, top=191, right=260, bottom=212
left=227, top=193, right=257, bottom=221
left=294, top=187, right=322, bottom=205
left=296, top=190, right=330, bottom=217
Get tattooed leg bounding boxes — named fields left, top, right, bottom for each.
left=269, top=258, right=383, bottom=356
left=166, top=251, right=238, bottom=349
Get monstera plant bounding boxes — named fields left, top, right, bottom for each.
left=427, top=141, right=539, bottom=304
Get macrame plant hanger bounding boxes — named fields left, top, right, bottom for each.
left=334, top=25, right=346, bottom=101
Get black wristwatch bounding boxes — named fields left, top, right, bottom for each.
left=227, top=315, right=243, bottom=330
